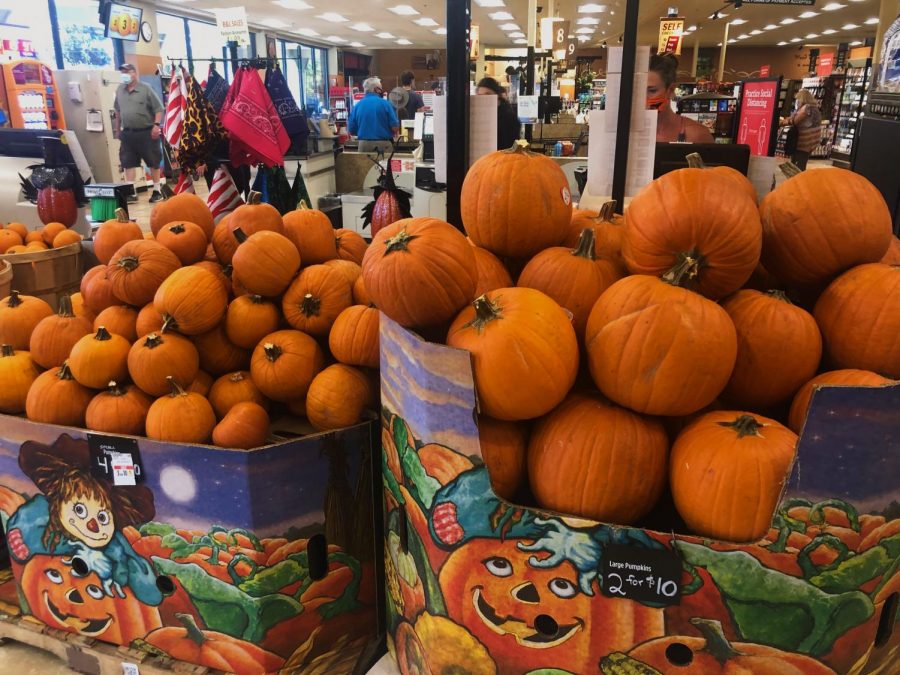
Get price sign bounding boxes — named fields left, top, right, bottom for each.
left=601, top=543, right=682, bottom=605
left=658, top=18, right=684, bottom=56
left=88, top=434, right=145, bottom=486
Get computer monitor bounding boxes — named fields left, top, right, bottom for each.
left=654, top=142, right=751, bottom=179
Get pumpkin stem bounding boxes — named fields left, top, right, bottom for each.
left=690, top=618, right=744, bottom=664
left=300, top=293, right=321, bottom=317
left=57, top=294, right=75, bottom=317
left=6, top=290, right=22, bottom=308
left=161, top=314, right=179, bottom=334
left=168, top=223, right=186, bottom=235
left=57, top=361, right=75, bottom=380
left=263, top=343, right=282, bottom=362
left=717, top=414, right=765, bottom=438
left=572, top=228, right=597, bottom=260
left=166, top=376, right=187, bottom=397
left=249, top=294, right=264, bottom=305
left=143, top=332, right=163, bottom=349
left=383, top=228, right=418, bottom=254
left=465, top=295, right=502, bottom=333
left=780, top=162, right=803, bottom=178
left=766, top=289, right=793, bottom=304
left=106, top=380, right=126, bottom=396
left=223, top=264, right=233, bottom=279
left=114, top=208, right=129, bottom=223
left=117, top=255, right=140, bottom=273
left=685, top=152, right=707, bottom=169
left=662, top=249, right=706, bottom=289
left=248, top=191, right=262, bottom=205
left=94, top=326, right=113, bottom=341
left=501, top=141, right=529, bottom=154
left=175, top=613, right=207, bottom=646
left=299, top=200, right=309, bottom=210
left=229, top=372, right=246, bottom=383
left=233, top=227, right=249, bottom=244
left=1, top=344, right=14, bottom=357
left=598, top=200, right=617, bottom=222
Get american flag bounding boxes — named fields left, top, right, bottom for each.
left=163, top=66, right=187, bottom=149
left=173, top=172, right=195, bottom=194
left=207, top=166, right=244, bottom=222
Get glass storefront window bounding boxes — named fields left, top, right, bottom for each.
left=188, top=19, right=226, bottom=80
left=301, top=46, right=328, bottom=115
left=55, top=0, right=115, bottom=70
left=284, top=41, right=305, bottom=112
left=157, top=13, right=186, bottom=70
left=0, top=1, right=55, bottom=66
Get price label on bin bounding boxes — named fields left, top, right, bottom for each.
left=88, top=434, right=145, bottom=485
left=601, top=543, right=682, bottom=605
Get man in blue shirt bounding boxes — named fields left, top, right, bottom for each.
left=348, top=77, right=398, bottom=153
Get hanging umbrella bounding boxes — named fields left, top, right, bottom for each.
left=203, top=64, right=229, bottom=114
left=265, top=64, right=309, bottom=151
left=220, top=66, right=290, bottom=168
left=173, top=172, right=195, bottom=194
left=176, top=71, right=227, bottom=174
left=207, top=165, right=244, bottom=222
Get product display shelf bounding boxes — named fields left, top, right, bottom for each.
left=831, top=60, right=872, bottom=168
left=802, top=74, right=845, bottom=158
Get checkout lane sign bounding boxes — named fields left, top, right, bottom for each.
left=658, top=18, right=685, bottom=56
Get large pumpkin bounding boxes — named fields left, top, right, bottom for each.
left=813, top=263, right=900, bottom=378
left=0, top=344, right=40, bottom=413
left=154, top=266, right=228, bottom=335
left=208, top=371, right=269, bottom=419
left=128, top=331, right=200, bottom=397
left=461, top=144, right=572, bottom=258
left=282, top=264, right=353, bottom=337
left=24, top=362, right=94, bottom=426
left=329, top=304, right=380, bottom=368
left=282, top=204, right=338, bottom=264
left=156, top=221, right=208, bottom=265
left=760, top=167, right=892, bottom=287
left=306, top=364, right=372, bottom=431
left=250, top=330, right=325, bottom=402
left=192, top=324, right=251, bottom=376
left=68, top=327, right=131, bottom=389
left=150, top=192, right=215, bottom=239
left=226, top=191, right=284, bottom=238
left=93, top=304, right=139, bottom=343
left=0, top=290, right=53, bottom=350
left=439, top=537, right=664, bottom=674
left=93, top=208, right=143, bottom=264
left=146, top=377, right=217, bottom=443
left=671, top=411, right=798, bottom=541
left=108, top=240, right=181, bottom=307
left=80, top=265, right=118, bottom=314
left=447, top=288, right=578, bottom=421
left=566, top=200, right=628, bottom=275
left=623, top=168, right=762, bottom=299
left=232, top=229, right=301, bottom=297
left=86, top=381, right=153, bottom=435
left=471, top=244, right=513, bottom=297
left=478, top=415, right=528, bottom=501
left=585, top=275, right=737, bottom=416
left=788, top=369, right=893, bottom=433
left=29, top=294, right=92, bottom=369
left=686, top=151, right=757, bottom=204
left=225, top=294, right=281, bottom=350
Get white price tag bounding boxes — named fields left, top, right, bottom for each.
left=110, top=452, right=136, bottom=486
left=122, top=663, right=139, bottom=675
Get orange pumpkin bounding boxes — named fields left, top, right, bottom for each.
left=686, top=151, right=757, bottom=204
left=4, top=222, right=27, bottom=239
left=93, top=304, right=139, bottom=343
left=52, top=229, right=82, bottom=248
left=135, top=303, right=164, bottom=338
left=478, top=415, right=528, bottom=500
left=226, top=191, right=284, bottom=238
left=250, top=330, right=325, bottom=402
left=25, top=362, right=94, bottom=426
left=192, top=260, right=233, bottom=298
left=225, top=294, right=281, bottom=350
left=212, top=401, right=270, bottom=449
left=29, top=294, right=92, bottom=369
left=69, top=292, right=95, bottom=323
left=150, top=192, right=215, bottom=239
left=146, top=377, right=217, bottom=444
left=108, top=239, right=181, bottom=306
left=188, top=370, right=214, bottom=397
left=154, top=266, right=228, bottom=335
left=211, top=217, right=239, bottom=265
left=80, top=265, right=118, bottom=314
left=25, top=230, right=43, bottom=244
left=282, top=264, right=353, bottom=337
left=0, top=228, right=23, bottom=252
left=334, top=228, right=368, bottom=264
left=86, top=381, right=153, bottom=435
left=305, top=364, right=372, bottom=431
left=93, top=208, right=143, bottom=264
left=232, top=229, right=301, bottom=297
left=4, top=244, right=26, bottom=254
left=0, top=344, right=40, bottom=413
left=329, top=305, right=380, bottom=368
left=25, top=241, right=49, bottom=252
left=208, top=371, right=269, bottom=419
left=283, top=204, right=338, bottom=264
left=192, top=324, right=251, bottom=376
left=881, top=235, right=900, bottom=264
left=128, top=331, right=200, bottom=397
left=788, top=369, right=893, bottom=433
left=0, top=290, right=53, bottom=350
left=156, top=221, right=208, bottom=265
left=40, top=222, right=67, bottom=246
left=471, top=244, right=514, bottom=297
left=324, top=258, right=363, bottom=286
left=566, top=200, right=628, bottom=275
left=68, top=326, right=131, bottom=389
left=352, top=275, right=372, bottom=306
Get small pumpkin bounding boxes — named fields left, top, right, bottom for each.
left=80, top=265, right=119, bottom=314
left=86, top=381, right=153, bottom=435
left=69, top=292, right=95, bottom=323
left=323, top=259, right=363, bottom=286
left=282, top=203, right=338, bottom=264
left=282, top=264, right=353, bottom=337
left=447, top=288, right=579, bottom=421
left=188, top=370, right=214, bottom=396
left=25, top=241, right=48, bottom=252
left=329, top=305, right=380, bottom=368
left=128, top=332, right=200, bottom=397
left=30, top=294, right=93, bottom=369
left=192, top=324, right=251, bottom=376
left=305, top=364, right=372, bottom=431
left=226, top=191, right=284, bottom=238
left=0, top=290, right=54, bottom=350
left=334, top=228, right=368, bottom=264
left=671, top=411, right=798, bottom=541
left=135, top=303, right=164, bottom=338
left=4, top=222, right=27, bottom=239
left=478, top=415, right=528, bottom=501
left=788, top=369, right=893, bottom=433
left=212, top=401, right=270, bottom=449
left=0, top=229, right=23, bottom=253
left=25, top=230, right=43, bottom=244
left=108, top=239, right=181, bottom=306
left=52, top=229, right=82, bottom=249
left=208, top=371, right=269, bottom=419
left=40, top=222, right=67, bottom=246
left=566, top=200, right=628, bottom=275
left=150, top=193, right=215, bottom=239
left=156, top=221, right=208, bottom=265
left=0, top=344, right=40, bottom=413
left=352, top=275, right=372, bottom=306
left=211, top=217, right=239, bottom=265
left=250, top=330, right=325, bottom=402
left=881, top=235, right=900, bottom=264
left=225, top=294, right=281, bottom=350
left=154, top=266, right=228, bottom=335
left=4, top=244, right=26, bottom=254
left=191, top=260, right=232, bottom=298
left=146, top=378, right=217, bottom=444
left=68, top=326, right=131, bottom=389
left=93, top=304, right=139, bottom=343
left=93, top=208, right=143, bottom=264
left=25, top=362, right=94, bottom=426
left=231, top=229, right=301, bottom=297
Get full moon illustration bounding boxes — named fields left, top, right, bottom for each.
left=159, top=465, right=197, bottom=503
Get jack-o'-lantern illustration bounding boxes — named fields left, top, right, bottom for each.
left=118, top=14, right=131, bottom=37
left=439, top=537, right=664, bottom=674
left=109, top=14, right=121, bottom=33
left=20, top=554, right=161, bottom=644
left=129, top=17, right=139, bottom=35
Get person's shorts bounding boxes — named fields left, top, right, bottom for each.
left=119, top=128, right=162, bottom=170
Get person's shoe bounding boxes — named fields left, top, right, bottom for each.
left=149, top=190, right=164, bottom=203
left=126, top=194, right=138, bottom=204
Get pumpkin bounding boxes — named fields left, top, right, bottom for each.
left=212, top=401, right=270, bottom=449
left=150, top=192, right=215, bottom=239
left=225, top=294, right=281, bottom=350
left=352, top=275, right=372, bottom=306
left=25, top=362, right=94, bottom=426
left=283, top=204, right=338, bottom=264
left=211, top=218, right=239, bottom=265
left=226, top=191, right=284, bottom=238
left=334, top=228, right=368, bottom=264
left=29, top=295, right=92, bottom=369
left=721, top=290, right=822, bottom=409
left=192, top=324, right=251, bottom=376
left=447, top=288, right=578, bottom=421
left=566, top=200, right=628, bottom=275
left=192, top=260, right=232, bottom=298
left=69, top=292, right=95, bottom=323
left=324, top=259, right=363, bottom=286
left=362, top=218, right=477, bottom=328
left=788, top=369, right=893, bottom=433
left=623, top=168, right=762, bottom=299
left=80, top=265, right=119, bottom=314
left=329, top=305, right=380, bottom=368
left=154, top=266, right=228, bottom=335
left=25, top=241, right=49, bottom=252
left=760, top=167, right=892, bottom=287
left=93, top=208, right=143, bottom=264
left=0, top=291, right=53, bottom=350
left=108, top=239, right=181, bottom=306
left=0, top=228, right=23, bottom=252
left=128, top=331, right=200, bottom=397
left=146, top=377, right=217, bottom=444
left=93, top=305, right=139, bottom=344
left=4, top=245, right=26, bottom=254
left=282, top=264, right=353, bottom=337
left=629, top=618, right=833, bottom=674
left=518, top=228, right=621, bottom=341
left=671, top=411, right=797, bottom=541
left=37, top=185, right=78, bottom=226
left=68, top=326, right=131, bottom=389
left=135, top=303, right=164, bottom=338
left=231, top=229, right=301, bottom=297
left=814, top=263, right=900, bottom=378
left=461, top=144, right=572, bottom=258
left=471, top=244, right=514, bottom=297
left=0, top=344, right=40, bottom=413
left=86, top=381, right=153, bottom=435
left=478, top=415, right=528, bottom=500
left=686, top=151, right=757, bottom=204
left=250, top=330, right=325, bottom=402
left=4, top=222, right=27, bottom=239
left=156, top=221, right=208, bottom=265
left=40, top=222, right=67, bottom=246
left=306, top=364, right=372, bottom=431
left=881, top=236, right=900, bottom=264
left=529, top=392, right=669, bottom=523
left=585, top=275, right=737, bottom=416
left=25, top=230, right=43, bottom=244
left=52, top=229, right=82, bottom=248
left=208, top=371, right=269, bottom=419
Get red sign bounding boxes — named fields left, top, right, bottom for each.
left=817, top=53, right=834, bottom=76
left=760, top=65, right=770, bottom=77
left=737, top=79, right=780, bottom=157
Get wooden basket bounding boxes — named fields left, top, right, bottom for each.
left=0, top=243, right=83, bottom=307
left=0, top=260, right=10, bottom=300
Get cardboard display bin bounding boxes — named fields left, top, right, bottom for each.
left=379, top=315, right=900, bottom=675
left=0, top=414, right=384, bottom=674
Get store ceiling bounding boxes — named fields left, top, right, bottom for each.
left=159, top=0, right=880, bottom=50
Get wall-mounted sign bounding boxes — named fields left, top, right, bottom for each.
left=214, top=6, right=250, bottom=47
left=658, top=18, right=684, bottom=55
left=760, top=64, right=770, bottom=77
left=817, top=53, right=835, bottom=76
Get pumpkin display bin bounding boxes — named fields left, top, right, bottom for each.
left=0, top=414, right=385, bottom=674
left=379, top=315, right=900, bottom=675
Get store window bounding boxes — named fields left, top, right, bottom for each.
left=54, top=0, right=115, bottom=70
left=187, top=19, right=226, bottom=80
left=0, top=1, right=55, bottom=65
left=157, top=13, right=187, bottom=70
left=302, top=45, right=328, bottom=115
left=284, top=41, right=305, bottom=112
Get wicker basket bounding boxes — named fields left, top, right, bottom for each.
left=0, top=243, right=83, bottom=307
left=0, top=260, right=11, bottom=300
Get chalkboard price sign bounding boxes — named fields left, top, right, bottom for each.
left=88, top=434, right=145, bottom=486
left=601, top=543, right=682, bottom=605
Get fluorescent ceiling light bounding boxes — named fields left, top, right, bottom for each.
left=514, top=38, right=527, bottom=44
left=396, top=38, right=413, bottom=44
left=567, top=34, right=575, bottom=38
left=498, top=23, right=520, bottom=31
left=728, top=38, right=736, bottom=43
left=350, top=23, right=374, bottom=31
left=294, top=27, right=319, bottom=36
left=577, top=17, right=600, bottom=25
left=578, top=4, right=607, bottom=13
left=433, top=27, right=447, bottom=34
left=823, top=3, right=845, bottom=10
left=325, top=35, right=347, bottom=42
left=729, top=18, right=746, bottom=25
left=842, top=23, right=859, bottom=29
left=790, top=37, right=801, bottom=42
left=806, top=33, right=819, bottom=38
left=737, top=34, right=749, bottom=39
left=414, top=18, right=439, bottom=26
left=260, top=18, right=289, bottom=28
left=273, top=0, right=312, bottom=9
left=489, top=11, right=513, bottom=20
left=865, top=17, right=879, bottom=24
left=822, top=29, right=837, bottom=34
left=781, top=17, right=797, bottom=24
left=388, top=5, right=419, bottom=15
left=474, top=0, right=505, bottom=6
left=751, top=29, right=762, bottom=35
left=375, top=31, right=395, bottom=38
left=764, top=24, right=777, bottom=30
left=508, top=31, right=525, bottom=38
left=777, top=41, right=788, bottom=45
left=577, top=35, right=591, bottom=41
left=576, top=27, right=595, bottom=34
left=687, top=24, right=697, bottom=31
left=349, top=41, right=365, bottom=47
left=850, top=40, right=862, bottom=45
left=799, top=11, right=818, bottom=18
left=317, top=12, right=348, bottom=21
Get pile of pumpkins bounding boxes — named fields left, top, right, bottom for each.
left=0, top=221, right=82, bottom=253
left=0, top=193, right=379, bottom=449
left=361, top=144, right=899, bottom=543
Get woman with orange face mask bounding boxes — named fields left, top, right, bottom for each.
left=647, top=53, right=714, bottom=144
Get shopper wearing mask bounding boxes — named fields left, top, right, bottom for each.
left=114, top=64, right=165, bottom=203
left=780, top=89, right=822, bottom=170
left=647, top=54, right=713, bottom=144
left=476, top=76, right=521, bottom=150
left=400, top=70, right=426, bottom=120
left=348, top=77, right=399, bottom=154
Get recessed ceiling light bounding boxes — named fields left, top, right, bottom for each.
left=294, top=27, right=319, bottom=36
left=864, top=17, right=879, bottom=24
left=509, top=31, right=525, bottom=38
left=498, top=23, right=520, bottom=31
left=737, top=34, right=749, bottom=39
left=489, top=11, right=514, bottom=20
left=729, top=18, right=746, bottom=25
left=751, top=29, right=762, bottom=35
left=396, top=38, right=413, bottom=44
left=850, top=40, right=862, bottom=45
left=375, top=32, right=395, bottom=38
left=781, top=17, right=797, bottom=24
left=799, top=11, right=819, bottom=18
left=578, top=4, right=607, bottom=13
left=514, top=38, right=528, bottom=44
left=349, top=41, right=365, bottom=47
left=433, top=27, right=447, bottom=34
left=842, top=23, right=859, bottom=29
left=317, top=12, right=348, bottom=22
left=790, top=37, right=802, bottom=42
left=567, top=34, right=575, bottom=38
left=823, top=29, right=837, bottom=34
left=764, top=24, right=778, bottom=30
left=474, top=0, right=505, bottom=6
left=576, top=27, right=595, bottom=34
left=414, top=18, right=439, bottom=26
left=687, top=25, right=697, bottom=31
left=806, top=33, right=819, bottom=38
left=350, top=23, right=374, bottom=32
left=577, top=35, right=591, bottom=41
left=823, top=3, right=845, bottom=11
left=273, top=0, right=312, bottom=10
left=388, top=5, right=419, bottom=15
left=728, top=38, right=737, bottom=43
left=577, top=17, right=600, bottom=25
left=260, top=18, right=289, bottom=28
left=777, top=41, right=788, bottom=45
left=325, top=35, right=347, bottom=43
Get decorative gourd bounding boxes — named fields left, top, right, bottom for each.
left=623, top=168, right=762, bottom=299
left=108, top=239, right=181, bottom=306
left=788, top=369, right=893, bottom=433
left=212, top=402, right=270, bottom=449
left=461, top=144, right=572, bottom=258
left=0, top=229, right=23, bottom=252
left=86, top=381, right=153, bottom=435
left=29, top=295, right=92, bottom=369
left=225, top=294, right=281, bottom=350
left=329, top=305, right=380, bottom=368
left=352, top=276, right=372, bottom=306
left=334, top=228, right=368, bottom=264
left=282, top=204, right=338, bottom=264
left=585, top=275, right=738, bottom=416
left=40, top=222, right=67, bottom=246
left=231, top=229, right=301, bottom=297
left=69, top=292, right=95, bottom=323
left=156, top=221, right=208, bottom=265
left=36, top=188, right=77, bottom=228
left=208, top=371, right=269, bottom=419
left=154, top=266, right=228, bottom=335
left=529, top=392, right=668, bottom=523
left=721, top=289, right=822, bottom=409
left=250, top=330, right=325, bottom=402
left=478, top=415, right=528, bottom=500
left=93, top=305, right=139, bottom=343
left=323, top=259, right=363, bottom=286
left=128, top=332, right=200, bottom=397
left=188, top=370, right=214, bottom=396
left=192, top=324, right=251, bottom=376
left=566, top=200, right=628, bottom=275
left=226, top=191, right=284, bottom=238
left=0, top=291, right=53, bottom=350
left=517, top=228, right=621, bottom=341
left=67, top=326, right=130, bottom=389
left=282, top=264, right=353, bottom=337
left=814, top=263, right=900, bottom=378
left=760, top=167, right=892, bottom=286
left=146, top=378, right=217, bottom=444
left=0, top=345, right=40, bottom=413
left=150, top=193, right=215, bottom=239
left=471, top=245, right=513, bottom=297
left=671, top=411, right=798, bottom=541
left=363, top=218, right=477, bottom=328
left=212, top=218, right=239, bottom=265
left=93, top=208, right=143, bottom=264
left=80, top=265, right=119, bottom=314
left=25, top=362, right=94, bottom=426
left=135, top=303, right=164, bottom=338
left=191, top=260, right=233, bottom=298
left=52, top=229, right=82, bottom=248
left=881, top=236, right=900, bottom=264
left=447, top=288, right=579, bottom=421
left=306, top=364, right=372, bottom=431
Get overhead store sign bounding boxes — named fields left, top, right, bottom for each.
left=741, top=0, right=815, bottom=4
left=214, top=6, right=251, bottom=46
left=658, top=18, right=684, bottom=55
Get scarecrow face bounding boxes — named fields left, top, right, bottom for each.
left=60, top=493, right=114, bottom=548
